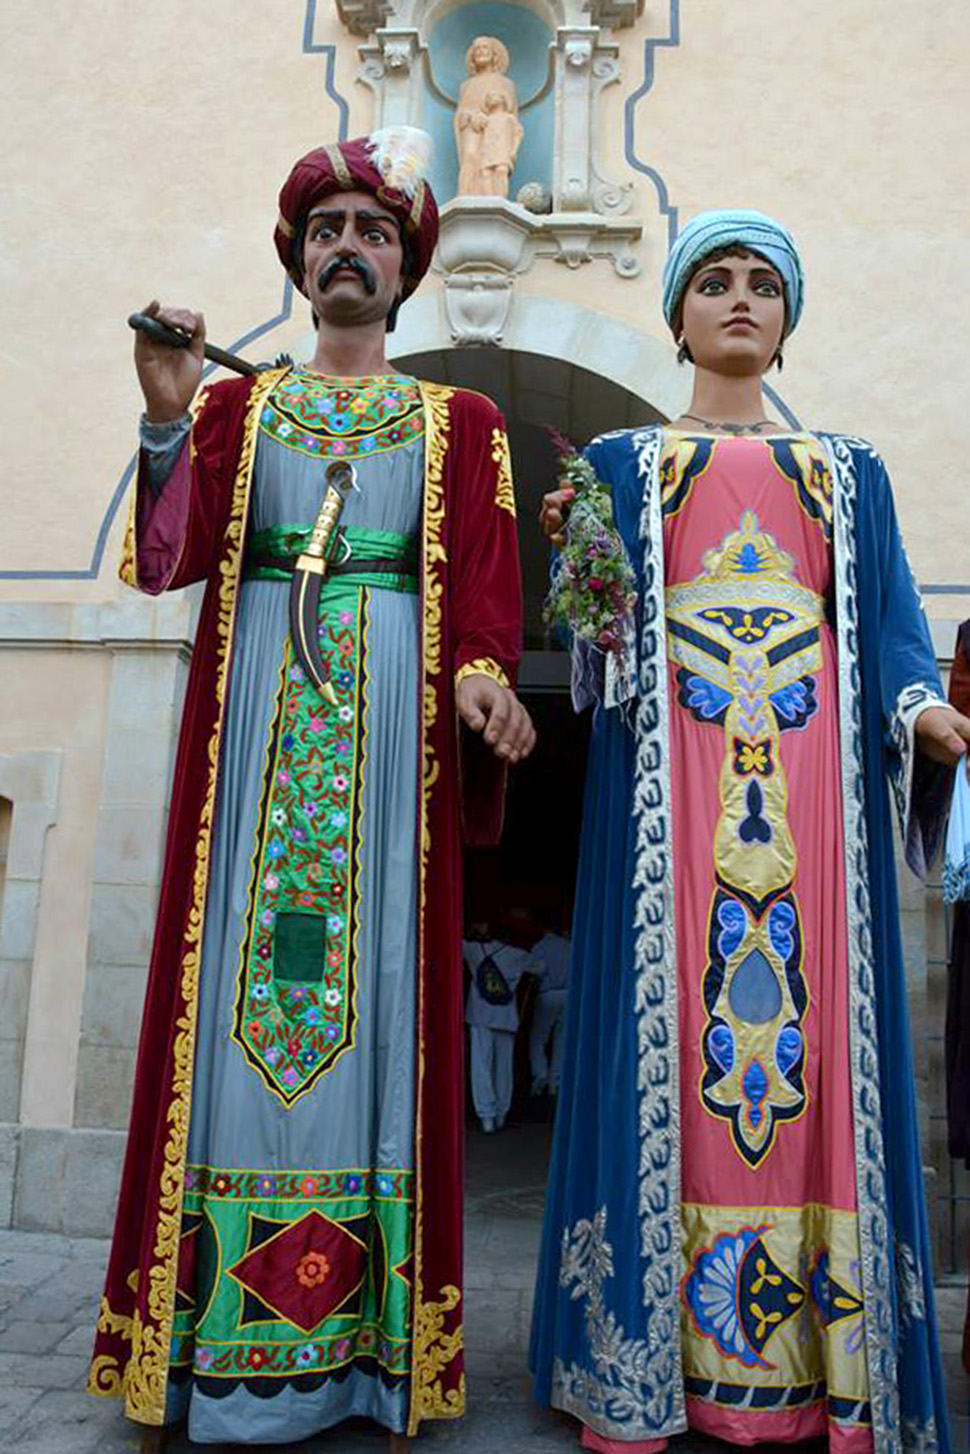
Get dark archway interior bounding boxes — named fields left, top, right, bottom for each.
left=395, top=347, right=661, bottom=1121
left=396, top=348, right=664, bottom=651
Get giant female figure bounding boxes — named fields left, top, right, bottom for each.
left=530, top=211, right=969, bottom=1452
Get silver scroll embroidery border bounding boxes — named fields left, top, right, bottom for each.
left=630, top=424, right=685, bottom=1427
left=553, top=1207, right=678, bottom=1438
left=552, top=426, right=686, bottom=1439
left=902, top=1417, right=941, bottom=1454
left=889, top=680, right=950, bottom=879
left=825, top=432, right=901, bottom=1452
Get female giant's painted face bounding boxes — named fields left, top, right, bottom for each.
left=679, top=247, right=787, bottom=378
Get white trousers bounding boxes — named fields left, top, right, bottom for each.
left=469, top=1025, right=515, bottom=1123
left=529, top=988, right=568, bottom=1090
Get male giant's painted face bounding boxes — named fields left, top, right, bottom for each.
left=274, top=132, right=439, bottom=321
left=301, top=189, right=405, bottom=333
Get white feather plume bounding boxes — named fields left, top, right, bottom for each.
left=367, top=126, right=432, bottom=198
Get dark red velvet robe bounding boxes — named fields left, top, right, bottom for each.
left=88, top=369, right=523, bottom=1432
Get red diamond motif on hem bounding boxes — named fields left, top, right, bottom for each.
left=228, top=1210, right=368, bottom=1333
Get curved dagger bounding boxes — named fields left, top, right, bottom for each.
left=289, top=460, right=358, bottom=705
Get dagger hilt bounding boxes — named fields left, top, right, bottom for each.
left=302, top=462, right=358, bottom=562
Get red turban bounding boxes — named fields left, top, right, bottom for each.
left=274, top=133, right=439, bottom=301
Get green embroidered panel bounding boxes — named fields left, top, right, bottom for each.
left=233, top=584, right=369, bottom=1105
left=172, top=1163, right=414, bottom=1385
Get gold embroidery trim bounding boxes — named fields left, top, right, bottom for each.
left=108, top=368, right=287, bottom=1425
left=411, top=1283, right=466, bottom=1422
left=491, top=426, right=516, bottom=517
left=410, top=181, right=427, bottom=231
left=86, top=1295, right=137, bottom=1399
left=188, top=385, right=210, bottom=466
left=454, top=658, right=510, bottom=690
left=276, top=212, right=294, bottom=239
left=408, top=382, right=464, bottom=1434
left=324, top=142, right=353, bottom=189
left=118, top=485, right=138, bottom=589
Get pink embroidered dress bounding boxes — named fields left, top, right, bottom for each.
left=579, top=430, right=871, bottom=1452
left=661, top=430, right=870, bottom=1448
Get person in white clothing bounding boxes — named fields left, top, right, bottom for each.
left=527, top=928, right=571, bottom=1096
left=463, top=928, right=538, bottom=1132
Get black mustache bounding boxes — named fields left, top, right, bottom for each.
left=317, top=256, right=377, bottom=295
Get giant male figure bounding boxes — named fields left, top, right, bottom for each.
left=89, top=130, right=533, bottom=1449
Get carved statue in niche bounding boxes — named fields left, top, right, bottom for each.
left=454, top=36, right=523, bottom=197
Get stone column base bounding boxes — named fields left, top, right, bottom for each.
left=0, top=1124, right=125, bottom=1237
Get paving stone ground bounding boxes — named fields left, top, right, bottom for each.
left=0, top=1121, right=967, bottom=1453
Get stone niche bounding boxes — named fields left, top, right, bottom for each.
left=337, top=0, right=646, bottom=345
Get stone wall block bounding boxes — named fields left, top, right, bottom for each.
left=0, top=960, right=29, bottom=1119
left=73, top=587, right=198, bottom=648
left=92, top=805, right=167, bottom=888
left=87, top=884, right=157, bottom=969
left=105, top=651, right=185, bottom=734
left=13, top=1127, right=124, bottom=1237
left=0, top=1123, right=18, bottom=1227
left=78, top=962, right=149, bottom=1050
left=0, top=1041, right=25, bottom=1124
left=0, top=605, right=73, bottom=643
left=100, top=726, right=177, bottom=806
left=0, top=882, right=40, bottom=960
left=0, top=959, right=31, bottom=1039
left=3, top=805, right=55, bottom=881
left=73, top=1045, right=136, bottom=1131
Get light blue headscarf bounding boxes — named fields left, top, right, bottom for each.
left=662, top=208, right=804, bottom=336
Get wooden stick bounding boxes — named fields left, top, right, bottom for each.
left=128, top=311, right=259, bottom=377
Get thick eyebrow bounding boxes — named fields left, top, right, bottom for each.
left=307, top=207, right=397, bottom=228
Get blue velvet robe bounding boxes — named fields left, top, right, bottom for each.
left=530, top=428, right=952, bottom=1454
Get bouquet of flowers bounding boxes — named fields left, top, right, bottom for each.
left=543, top=430, right=636, bottom=663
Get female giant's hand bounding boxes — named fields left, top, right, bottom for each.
left=538, top=485, right=576, bottom=548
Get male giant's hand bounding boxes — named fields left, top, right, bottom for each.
left=135, top=299, right=205, bottom=423
left=456, top=675, right=536, bottom=763
left=915, top=705, right=970, bottom=775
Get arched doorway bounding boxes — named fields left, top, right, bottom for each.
left=394, top=342, right=662, bottom=921
left=394, top=343, right=659, bottom=1170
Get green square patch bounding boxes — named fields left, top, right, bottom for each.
left=274, top=912, right=326, bottom=983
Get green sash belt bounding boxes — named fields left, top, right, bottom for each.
left=244, top=524, right=418, bottom=595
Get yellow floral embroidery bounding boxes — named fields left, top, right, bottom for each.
left=491, top=427, right=516, bottom=517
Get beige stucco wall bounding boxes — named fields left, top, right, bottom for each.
left=0, top=0, right=967, bottom=1229
left=2, top=2, right=968, bottom=597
